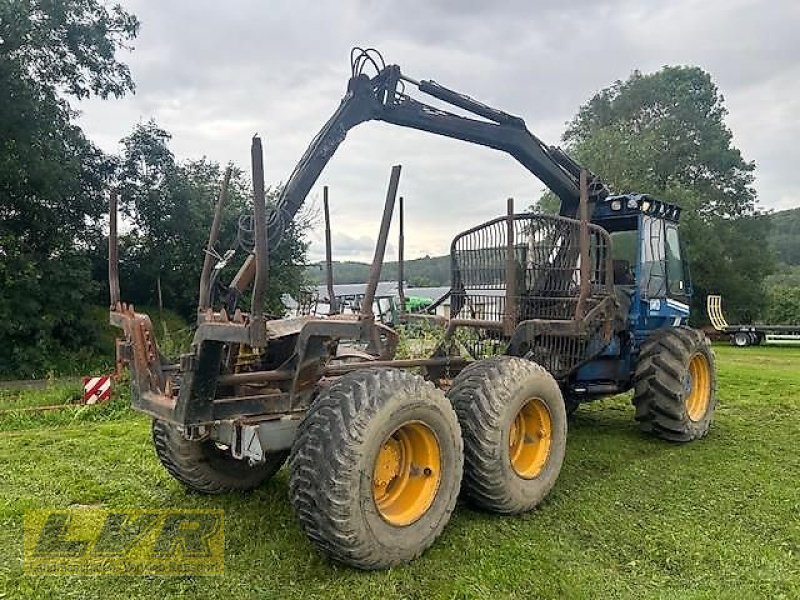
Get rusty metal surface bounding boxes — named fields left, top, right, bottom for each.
left=218, top=354, right=472, bottom=387
left=507, top=295, right=617, bottom=378
left=218, top=370, right=292, bottom=386
left=198, top=166, right=232, bottom=311
left=250, top=135, right=268, bottom=328
left=110, top=303, right=175, bottom=414
left=212, top=392, right=296, bottom=421
left=448, top=211, right=614, bottom=376
left=504, top=197, right=516, bottom=336
left=398, top=196, right=405, bottom=316
left=450, top=213, right=612, bottom=322
left=325, top=355, right=469, bottom=374
left=265, top=315, right=314, bottom=338
left=229, top=255, right=256, bottom=294
left=362, top=165, right=401, bottom=319
left=323, top=186, right=338, bottom=314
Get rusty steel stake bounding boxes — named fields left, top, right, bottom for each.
left=250, top=136, right=269, bottom=344
left=323, top=185, right=337, bottom=314
left=504, top=197, right=516, bottom=336
left=398, top=195, right=405, bottom=317
left=362, top=165, right=402, bottom=319
left=198, top=166, right=232, bottom=312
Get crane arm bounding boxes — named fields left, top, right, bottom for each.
left=266, top=51, right=608, bottom=251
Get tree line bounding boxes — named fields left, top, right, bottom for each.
left=0, top=1, right=307, bottom=378
left=306, top=256, right=451, bottom=288
left=2, top=2, right=795, bottom=378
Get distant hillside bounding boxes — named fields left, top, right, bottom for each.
left=306, top=206, right=800, bottom=287
left=306, top=255, right=451, bottom=287
left=769, top=207, right=800, bottom=266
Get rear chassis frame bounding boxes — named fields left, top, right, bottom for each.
left=109, top=145, right=614, bottom=459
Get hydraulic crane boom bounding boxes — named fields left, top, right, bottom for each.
left=265, top=48, right=608, bottom=251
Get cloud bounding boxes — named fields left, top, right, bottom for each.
left=307, top=228, right=396, bottom=263
left=77, top=0, right=800, bottom=261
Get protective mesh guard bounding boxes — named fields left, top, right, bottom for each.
left=448, top=213, right=614, bottom=376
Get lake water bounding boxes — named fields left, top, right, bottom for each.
left=314, top=282, right=450, bottom=303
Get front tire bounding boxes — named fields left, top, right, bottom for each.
left=152, top=420, right=287, bottom=494
left=447, top=357, right=567, bottom=515
left=288, top=368, right=462, bottom=570
left=633, top=326, right=717, bottom=442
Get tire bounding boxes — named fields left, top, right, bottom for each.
left=152, top=420, right=287, bottom=494
left=748, top=332, right=761, bottom=346
left=633, top=326, right=717, bottom=442
left=288, top=368, right=462, bottom=570
left=731, top=331, right=750, bottom=347
left=447, top=357, right=567, bottom=515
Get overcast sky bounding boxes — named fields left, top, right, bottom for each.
left=77, top=0, right=800, bottom=262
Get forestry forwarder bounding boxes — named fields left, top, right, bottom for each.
left=108, top=48, right=716, bottom=569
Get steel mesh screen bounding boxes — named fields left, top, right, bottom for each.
left=448, top=213, right=613, bottom=373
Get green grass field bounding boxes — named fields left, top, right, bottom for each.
left=1, top=345, right=798, bottom=599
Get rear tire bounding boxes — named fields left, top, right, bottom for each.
left=633, top=327, right=716, bottom=442
left=731, top=331, right=750, bottom=347
left=152, top=420, right=287, bottom=494
left=288, top=368, right=462, bottom=570
left=447, top=357, right=567, bottom=515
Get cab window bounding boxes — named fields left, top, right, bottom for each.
left=665, top=225, right=686, bottom=296
left=640, top=216, right=666, bottom=297
left=610, top=230, right=637, bottom=286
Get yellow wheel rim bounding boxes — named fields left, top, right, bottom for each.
left=372, top=421, right=441, bottom=527
left=509, top=398, right=552, bottom=479
left=686, top=352, right=711, bottom=421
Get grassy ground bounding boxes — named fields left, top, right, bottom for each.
left=0, top=345, right=798, bottom=599
left=0, top=379, right=83, bottom=413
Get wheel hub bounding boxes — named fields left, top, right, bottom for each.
left=372, top=421, right=442, bottom=527
left=685, top=352, right=711, bottom=422
left=509, top=397, right=552, bottom=479
left=374, top=439, right=401, bottom=488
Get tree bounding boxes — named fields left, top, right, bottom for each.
left=115, top=121, right=311, bottom=320
left=0, top=0, right=138, bottom=377
left=768, top=208, right=800, bottom=266
left=530, top=193, right=559, bottom=215
left=765, top=285, right=800, bottom=325
left=763, top=265, right=800, bottom=325
left=559, top=66, right=773, bottom=322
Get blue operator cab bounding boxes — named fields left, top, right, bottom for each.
left=569, top=193, right=692, bottom=399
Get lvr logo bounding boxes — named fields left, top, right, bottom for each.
left=24, top=509, right=224, bottom=575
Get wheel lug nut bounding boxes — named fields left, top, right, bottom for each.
left=423, top=467, right=433, bottom=477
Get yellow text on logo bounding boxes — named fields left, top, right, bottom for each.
left=23, top=509, right=224, bottom=575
